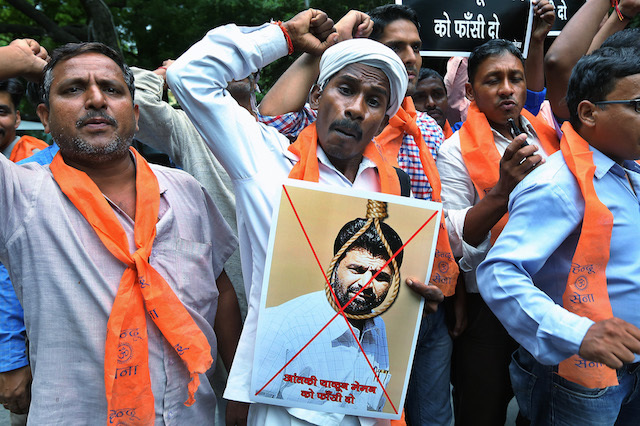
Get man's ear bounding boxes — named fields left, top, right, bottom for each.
left=36, top=103, right=51, bottom=134
left=577, top=100, right=597, bottom=129
left=13, top=110, right=21, bottom=130
left=465, top=82, right=475, bottom=102
left=133, top=103, right=140, bottom=132
left=309, top=84, right=322, bottom=110
left=375, top=115, right=390, bottom=136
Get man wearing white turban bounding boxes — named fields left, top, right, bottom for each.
left=168, top=8, right=443, bottom=426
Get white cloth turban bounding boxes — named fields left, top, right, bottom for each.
left=317, top=38, right=408, bottom=117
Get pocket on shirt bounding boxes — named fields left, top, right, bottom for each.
left=174, top=238, right=219, bottom=316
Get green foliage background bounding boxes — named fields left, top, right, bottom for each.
left=0, top=0, right=391, bottom=104
left=1, top=0, right=637, bottom=115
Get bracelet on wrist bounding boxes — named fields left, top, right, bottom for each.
left=272, top=20, right=294, bottom=55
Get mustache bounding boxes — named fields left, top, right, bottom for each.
left=348, top=283, right=374, bottom=300
left=76, top=111, right=117, bottom=128
left=329, top=119, right=363, bottom=141
left=406, top=66, right=418, bottom=75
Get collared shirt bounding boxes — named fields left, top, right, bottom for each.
left=477, top=147, right=640, bottom=365
left=168, top=23, right=390, bottom=426
left=255, top=291, right=389, bottom=414
left=258, top=104, right=444, bottom=201
left=437, top=115, right=552, bottom=293
left=0, top=153, right=237, bottom=424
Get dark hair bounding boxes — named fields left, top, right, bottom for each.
left=333, top=218, right=404, bottom=270
left=417, top=68, right=446, bottom=92
left=467, top=39, right=525, bottom=84
left=601, top=28, right=640, bottom=49
left=566, top=46, right=640, bottom=129
left=367, top=4, right=420, bottom=41
left=0, top=79, right=25, bottom=110
left=42, top=42, right=134, bottom=107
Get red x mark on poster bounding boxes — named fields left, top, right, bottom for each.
left=255, top=185, right=439, bottom=415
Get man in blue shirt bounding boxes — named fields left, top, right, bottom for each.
left=477, top=46, right=640, bottom=425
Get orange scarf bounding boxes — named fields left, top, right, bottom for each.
left=9, top=135, right=49, bottom=162
left=374, top=98, right=459, bottom=296
left=557, top=122, right=617, bottom=388
left=460, top=102, right=560, bottom=244
left=288, top=122, right=401, bottom=195
left=443, top=120, right=454, bottom=139
left=50, top=148, right=213, bottom=425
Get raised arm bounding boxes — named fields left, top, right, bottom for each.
left=167, top=10, right=337, bottom=180
left=525, top=0, right=555, bottom=93
left=544, top=0, right=611, bottom=120
left=258, top=10, right=373, bottom=116
left=587, top=1, right=640, bottom=53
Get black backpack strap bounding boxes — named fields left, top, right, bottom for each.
left=394, top=167, right=411, bottom=197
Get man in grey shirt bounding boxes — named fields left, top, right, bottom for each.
left=0, top=41, right=242, bottom=424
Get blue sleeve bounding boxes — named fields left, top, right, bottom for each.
left=477, top=169, right=594, bottom=364
left=524, top=88, right=547, bottom=116
left=0, top=263, right=28, bottom=372
left=1, top=144, right=59, bottom=372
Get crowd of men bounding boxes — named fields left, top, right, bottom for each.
left=0, top=1, right=639, bottom=425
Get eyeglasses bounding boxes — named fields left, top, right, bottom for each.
left=593, top=98, right=640, bottom=113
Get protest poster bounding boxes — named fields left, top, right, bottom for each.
left=400, top=0, right=534, bottom=57
left=547, top=0, right=586, bottom=36
left=251, top=180, right=442, bottom=420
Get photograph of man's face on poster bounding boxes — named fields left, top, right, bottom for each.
left=251, top=181, right=442, bottom=420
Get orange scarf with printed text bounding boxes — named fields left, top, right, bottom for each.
left=460, top=102, right=560, bottom=244
left=50, top=148, right=213, bottom=425
left=374, top=98, right=459, bottom=296
left=557, top=122, right=617, bottom=388
left=9, top=135, right=49, bottom=162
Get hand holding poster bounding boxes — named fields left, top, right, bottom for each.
left=251, top=181, right=442, bottom=420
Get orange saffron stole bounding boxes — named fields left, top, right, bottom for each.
left=557, top=122, right=617, bottom=388
left=459, top=102, right=560, bottom=245
left=9, top=135, right=49, bottom=163
left=443, top=120, right=454, bottom=139
left=288, top=122, right=401, bottom=195
left=374, top=97, right=459, bottom=296
left=50, top=148, right=213, bottom=424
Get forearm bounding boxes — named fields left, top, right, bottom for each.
left=525, top=36, right=546, bottom=92
left=462, top=192, right=508, bottom=247
left=258, top=53, right=320, bottom=116
left=587, top=12, right=630, bottom=53
left=167, top=24, right=289, bottom=179
left=132, top=67, right=198, bottom=168
left=544, top=0, right=611, bottom=119
left=214, top=270, right=242, bottom=373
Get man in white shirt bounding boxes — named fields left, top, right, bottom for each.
left=168, top=9, right=443, bottom=425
